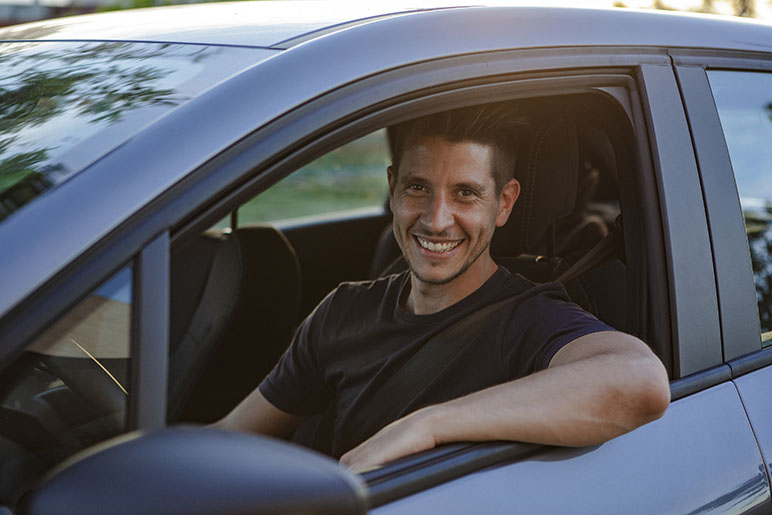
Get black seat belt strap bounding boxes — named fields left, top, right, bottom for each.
left=344, top=294, right=516, bottom=450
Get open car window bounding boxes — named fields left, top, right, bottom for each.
left=167, top=92, right=650, bottom=437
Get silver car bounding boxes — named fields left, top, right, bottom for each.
left=1, top=2, right=772, bottom=513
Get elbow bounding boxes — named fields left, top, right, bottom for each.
left=628, top=354, right=671, bottom=426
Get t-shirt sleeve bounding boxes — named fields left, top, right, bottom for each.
left=502, top=282, right=616, bottom=376
left=258, top=291, right=336, bottom=416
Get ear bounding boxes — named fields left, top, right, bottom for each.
left=495, top=178, right=520, bottom=227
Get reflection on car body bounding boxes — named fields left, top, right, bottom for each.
left=1, top=2, right=772, bottom=514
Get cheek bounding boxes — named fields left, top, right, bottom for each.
left=458, top=206, right=499, bottom=237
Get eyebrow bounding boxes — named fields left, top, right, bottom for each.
left=399, top=172, right=490, bottom=192
left=456, top=180, right=490, bottom=192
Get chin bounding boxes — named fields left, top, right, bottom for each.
left=409, top=263, right=467, bottom=286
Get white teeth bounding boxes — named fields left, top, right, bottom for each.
left=417, top=237, right=461, bottom=253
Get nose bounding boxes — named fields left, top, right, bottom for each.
left=422, top=192, right=454, bottom=235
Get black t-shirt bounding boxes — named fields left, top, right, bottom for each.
left=260, top=267, right=613, bottom=457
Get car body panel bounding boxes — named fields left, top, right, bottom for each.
left=0, top=2, right=459, bottom=48
left=2, top=3, right=772, bottom=53
left=734, top=366, right=772, bottom=489
left=372, top=382, right=771, bottom=514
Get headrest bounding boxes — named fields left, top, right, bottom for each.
left=491, top=115, right=579, bottom=257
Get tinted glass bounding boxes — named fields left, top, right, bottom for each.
left=0, top=41, right=268, bottom=223
left=0, top=266, right=132, bottom=507
left=237, top=129, right=390, bottom=224
left=709, top=70, right=772, bottom=343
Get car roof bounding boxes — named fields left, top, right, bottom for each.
left=0, top=1, right=771, bottom=52
left=0, top=2, right=466, bottom=49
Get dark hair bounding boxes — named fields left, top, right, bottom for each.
left=387, top=104, right=530, bottom=193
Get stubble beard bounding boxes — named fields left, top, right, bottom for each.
left=404, top=238, right=492, bottom=286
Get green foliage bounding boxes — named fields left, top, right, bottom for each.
left=238, top=131, right=390, bottom=224
left=0, top=41, right=193, bottom=218
left=0, top=149, right=49, bottom=191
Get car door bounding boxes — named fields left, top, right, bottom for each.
left=676, top=51, right=772, bottom=495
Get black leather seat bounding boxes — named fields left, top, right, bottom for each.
left=168, top=226, right=301, bottom=423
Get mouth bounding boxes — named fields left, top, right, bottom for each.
left=414, top=235, right=463, bottom=254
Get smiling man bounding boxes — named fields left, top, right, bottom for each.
left=215, top=105, right=670, bottom=472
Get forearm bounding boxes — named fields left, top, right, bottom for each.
left=426, top=343, right=669, bottom=447
left=340, top=333, right=670, bottom=471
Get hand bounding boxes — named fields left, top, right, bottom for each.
left=339, top=408, right=439, bottom=473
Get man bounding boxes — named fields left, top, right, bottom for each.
left=215, top=105, right=670, bottom=472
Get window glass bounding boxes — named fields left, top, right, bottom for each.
left=237, top=129, right=390, bottom=224
left=0, top=266, right=132, bottom=506
left=0, top=41, right=270, bottom=224
left=709, top=70, right=772, bottom=343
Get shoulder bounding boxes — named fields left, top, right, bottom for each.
left=493, top=268, right=571, bottom=306
left=496, top=273, right=610, bottom=333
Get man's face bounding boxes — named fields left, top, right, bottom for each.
left=388, top=136, right=519, bottom=286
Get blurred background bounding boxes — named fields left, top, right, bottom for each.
left=0, top=0, right=770, bottom=29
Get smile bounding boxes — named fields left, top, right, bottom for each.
left=415, top=236, right=462, bottom=253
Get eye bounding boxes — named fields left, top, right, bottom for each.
left=407, top=183, right=425, bottom=192
left=459, top=188, right=476, bottom=197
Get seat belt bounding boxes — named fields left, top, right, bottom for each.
left=555, top=216, right=623, bottom=285
left=343, top=294, right=517, bottom=452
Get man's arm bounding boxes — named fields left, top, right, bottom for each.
left=339, top=331, right=670, bottom=472
left=212, top=387, right=305, bottom=438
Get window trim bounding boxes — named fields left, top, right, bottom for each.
left=637, top=63, right=722, bottom=377
left=672, top=61, right=762, bottom=365
left=129, top=231, right=170, bottom=431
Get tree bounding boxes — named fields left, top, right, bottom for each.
left=734, top=0, right=755, bottom=16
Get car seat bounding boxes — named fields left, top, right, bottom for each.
left=168, top=226, right=301, bottom=423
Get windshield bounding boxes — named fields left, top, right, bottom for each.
left=0, top=41, right=272, bottom=223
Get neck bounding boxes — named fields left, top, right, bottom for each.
left=405, top=255, right=498, bottom=315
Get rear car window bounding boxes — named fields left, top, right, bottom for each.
left=709, top=69, right=772, bottom=344
left=0, top=41, right=272, bottom=224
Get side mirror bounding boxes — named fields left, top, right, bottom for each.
left=22, top=427, right=367, bottom=515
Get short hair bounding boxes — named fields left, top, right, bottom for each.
left=387, top=104, right=530, bottom=193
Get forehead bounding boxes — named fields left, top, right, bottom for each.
left=399, top=137, right=495, bottom=185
